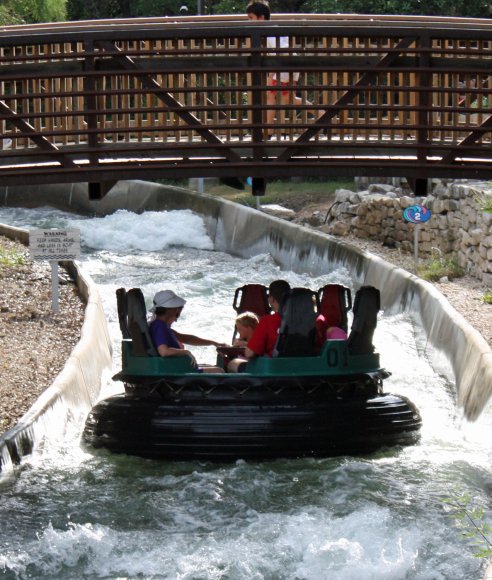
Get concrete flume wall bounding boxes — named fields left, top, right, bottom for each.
left=0, top=223, right=112, bottom=483
left=1, top=180, right=491, bottom=425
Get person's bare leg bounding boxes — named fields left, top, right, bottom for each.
left=292, top=94, right=319, bottom=119
left=227, top=358, right=246, bottom=373
left=266, top=90, right=276, bottom=138
left=200, top=366, right=225, bottom=373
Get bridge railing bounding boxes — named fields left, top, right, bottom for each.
left=1, top=15, right=491, bottom=189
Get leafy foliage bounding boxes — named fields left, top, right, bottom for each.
left=476, top=192, right=492, bottom=214
left=483, top=291, right=492, bottom=305
left=65, top=0, right=492, bottom=20
left=67, top=0, right=126, bottom=19
left=1, top=0, right=67, bottom=23
left=0, top=4, right=24, bottom=24
left=442, top=490, right=492, bottom=559
left=295, top=0, right=490, bottom=16
left=416, top=249, right=464, bottom=282
left=68, top=0, right=208, bottom=18
left=3, top=0, right=492, bottom=23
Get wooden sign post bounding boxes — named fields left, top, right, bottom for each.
left=29, top=229, right=81, bottom=313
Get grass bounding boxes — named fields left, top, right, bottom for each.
left=481, top=196, right=492, bottom=214
left=0, top=244, right=25, bottom=269
left=204, top=178, right=355, bottom=211
left=475, top=191, right=492, bottom=214
left=416, top=250, right=464, bottom=282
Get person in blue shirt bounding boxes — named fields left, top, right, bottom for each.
left=149, top=289, right=226, bottom=373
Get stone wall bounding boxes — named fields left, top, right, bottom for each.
left=324, top=179, right=492, bottom=287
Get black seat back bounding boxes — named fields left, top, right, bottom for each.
left=116, top=287, right=131, bottom=339
left=273, top=288, right=318, bottom=357
left=116, top=287, right=157, bottom=356
left=347, top=286, right=380, bottom=355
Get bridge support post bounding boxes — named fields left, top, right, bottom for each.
left=251, top=178, right=266, bottom=197
left=88, top=181, right=117, bottom=200
left=407, top=178, right=429, bottom=197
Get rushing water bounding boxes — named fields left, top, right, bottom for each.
left=0, top=206, right=491, bottom=580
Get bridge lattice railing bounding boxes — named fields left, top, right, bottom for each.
left=0, top=15, right=491, bottom=187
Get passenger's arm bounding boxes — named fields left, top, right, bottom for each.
left=244, top=347, right=257, bottom=359
left=156, top=344, right=197, bottom=367
left=174, top=331, right=226, bottom=348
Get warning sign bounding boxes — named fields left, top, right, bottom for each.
left=29, top=228, right=81, bottom=261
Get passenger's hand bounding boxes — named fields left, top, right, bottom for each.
left=185, top=350, right=198, bottom=369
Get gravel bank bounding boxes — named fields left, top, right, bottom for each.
left=0, top=237, right=85, bottom=436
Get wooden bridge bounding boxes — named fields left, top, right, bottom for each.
left=1, top=14, right=491, bottom=197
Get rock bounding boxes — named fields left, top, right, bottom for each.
left=368, top=183, right=396, bottom=194
left=331, top=222, right=351, bottom=236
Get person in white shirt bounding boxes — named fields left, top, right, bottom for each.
left=246, top=0, right=319, bottom=137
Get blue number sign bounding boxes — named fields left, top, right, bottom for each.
left=403, top=205, right=432, bottom=224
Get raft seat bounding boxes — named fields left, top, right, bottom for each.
left=119, top=340, right=195, bottom=376
left=232, top=284, right=270, bottom=317
left=316, top=284, right=352, bottom=348
left=229, top=283, right=271, bottom=348
left=116, top=287, right=157, bottom=357
left=347, top=286, right=380, bottom=355
left=274, top=287, right=318, bottom=357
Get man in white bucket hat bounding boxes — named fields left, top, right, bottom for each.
left=151, top=290, right=186, bottom=310
left=149, top=289, right=227, bottom=373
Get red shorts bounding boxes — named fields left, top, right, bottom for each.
left=268, top=79, right=292, bottom=96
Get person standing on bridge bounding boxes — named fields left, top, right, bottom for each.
left=246, top=0, right=319, bottom=138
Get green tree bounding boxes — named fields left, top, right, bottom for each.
left=0, top=4, right=23, bottom=24
left=132, top=0, right=191, bottom=16
left=65, top=0, right=492, bottom=20
left=67, top=0, right=123, bottom=19
left=288, top=0, right=491, bottom=16
left=67, top=0, right=189, bottom=18
left=212, top=0, right=242, bottom=13
left=0, top=0, right=67, bottom=23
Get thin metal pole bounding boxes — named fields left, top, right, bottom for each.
left=50, top=261, right=60, bottom=313
left=414, top=224, right=420, bottom=272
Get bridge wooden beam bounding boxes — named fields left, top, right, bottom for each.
left=277, top=35, right=418, bottom=164
left=0, top=100, right=78, bottom=168
left=96, top=40, right=243, bottom=167
left=440, top=115, right=492, bottom=166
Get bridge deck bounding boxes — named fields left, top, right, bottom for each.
left=1, top=14, right=491, bottom=194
